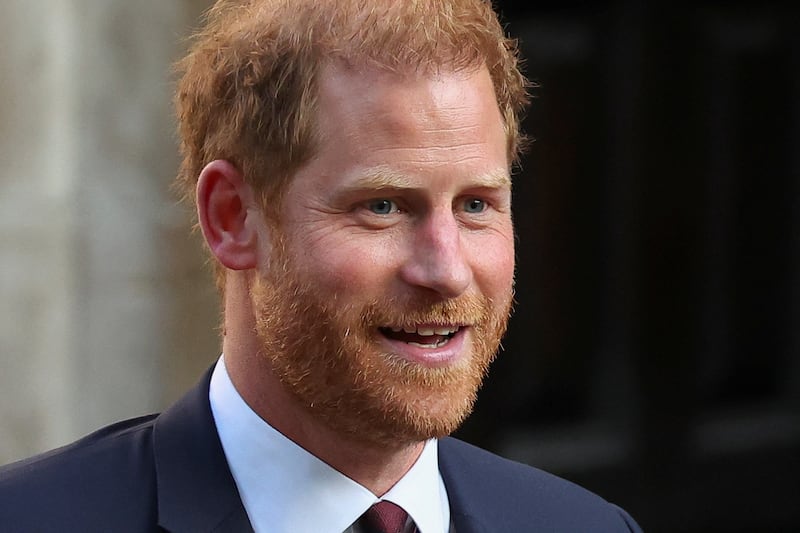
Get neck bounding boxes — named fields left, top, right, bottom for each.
left=221, top=273, right=426, bottom=496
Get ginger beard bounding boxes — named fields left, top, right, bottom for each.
left=251, top=244, right=513, bottom=447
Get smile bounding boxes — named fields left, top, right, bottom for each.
left=379, top=325, right=461, bottom=348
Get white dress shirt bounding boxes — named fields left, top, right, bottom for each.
left=209, top=356, right=453, bottom=533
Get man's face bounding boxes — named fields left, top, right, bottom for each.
left=252, top=64, right=514, bottom=446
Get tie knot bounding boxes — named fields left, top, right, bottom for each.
left=360, top=501, right=409, bottom=533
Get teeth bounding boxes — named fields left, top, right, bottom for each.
left=392, top=326, right=460, bottom=335
left=386, top=326, right=461, bottom=337
left=408, top=338, right=449, bottom=349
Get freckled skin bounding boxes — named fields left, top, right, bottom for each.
left=281, top=65, right=514, bottom=303
left=234, top=64, right=515, bottom=494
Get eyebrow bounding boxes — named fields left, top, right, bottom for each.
left=342, top=166, right=511, bottom=191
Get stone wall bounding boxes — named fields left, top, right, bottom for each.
left=0, top=0, right=218, bottom=464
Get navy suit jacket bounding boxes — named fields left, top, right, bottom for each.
left=0, top=368, right=642, bottom=532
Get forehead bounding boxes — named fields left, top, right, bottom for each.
left=317, top=63, right=499, bottom=122
left=309, top=64, right=508, bottom=175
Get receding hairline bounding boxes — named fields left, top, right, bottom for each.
left=176, top=0, right=528, bottom=291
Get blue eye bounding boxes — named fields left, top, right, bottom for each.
left=464, top=198, right=487, bottom=214
left=367, top=199, right=397, bottom=215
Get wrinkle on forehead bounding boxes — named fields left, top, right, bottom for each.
left=289, top=62, right=511, bottom=203
left=317, top=64, right=502, bottom=128
left=313, top=65, right=506, bottom=167
left=341, top=165, right=511, bottom=191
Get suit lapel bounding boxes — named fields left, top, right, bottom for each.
left=447, top=510, right=490, bottom=533
left=151, top=373, right=495, bottom=533
left=438, top=438, right=490, bottom=533
left=153, top=367, right=254, bottom=533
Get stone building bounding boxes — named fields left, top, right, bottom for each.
left=1, top=1, right=217, bottom=464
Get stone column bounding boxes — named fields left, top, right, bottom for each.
left=0, top=0, right=217, bottom=464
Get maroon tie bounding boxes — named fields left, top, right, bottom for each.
left=359, top=501, right=409, bottom=533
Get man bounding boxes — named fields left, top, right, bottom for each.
left=0, top=1, right=642, bottom=531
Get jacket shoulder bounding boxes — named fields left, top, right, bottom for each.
left=439, top=437, right=642, bottom=532
left=0, top=414, right=160, bottom=532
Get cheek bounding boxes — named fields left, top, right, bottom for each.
left=468, top=230, right=515, bottom=294
left=297, top=236, right=402, bottom=294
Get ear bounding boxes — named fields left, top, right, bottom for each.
left=196, top=160, right=261, bottom=270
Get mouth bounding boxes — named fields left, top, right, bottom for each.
left=378, top=325, right=462, bottom=349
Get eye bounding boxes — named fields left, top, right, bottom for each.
left=366, top=199, right=399, bottom=215
left=463, top=198, right=487, bottom=214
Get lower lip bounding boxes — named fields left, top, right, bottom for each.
left=378, top=328, right=469, bottom=369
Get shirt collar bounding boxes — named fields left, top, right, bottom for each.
left=382, top=440, right=448, bottom=533
left=209, top=356, right=449, bottom=533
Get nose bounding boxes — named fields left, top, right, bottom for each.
left=400, top=210, right=472, bottom=299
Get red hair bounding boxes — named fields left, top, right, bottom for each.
left=175, top=0, right=529, bottom=284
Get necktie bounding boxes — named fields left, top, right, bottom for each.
left=359, top=501, right=410, bottom=533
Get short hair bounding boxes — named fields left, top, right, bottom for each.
left=175, top=0, right=529, bottom=282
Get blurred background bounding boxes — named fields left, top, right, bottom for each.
left=1, top=1, right=798, bottom=532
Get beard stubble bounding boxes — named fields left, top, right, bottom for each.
left=251, top=245, right=513, bottom=447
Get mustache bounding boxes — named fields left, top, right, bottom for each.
left=358, top=292, right=496, bottom=328
left=257, top=270, right=512, bottom=330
